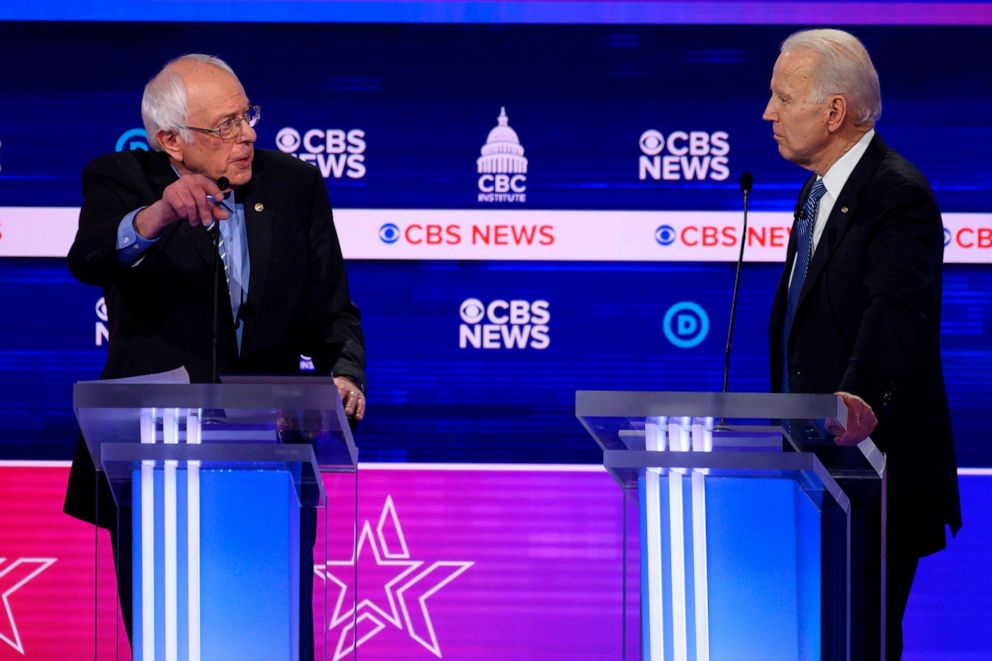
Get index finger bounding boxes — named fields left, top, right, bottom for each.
left=187, top=175, right=226, bottom=225
left=189, top=174, right=224, bottom=199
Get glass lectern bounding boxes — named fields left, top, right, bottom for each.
left=576, top=391, right=885, bottom=661
left=74, top=378, right=357, bottom=660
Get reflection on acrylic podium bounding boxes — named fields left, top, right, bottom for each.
left=74, top=377, right=357, bottom=660
left=577, top=391, right=885, bottom=661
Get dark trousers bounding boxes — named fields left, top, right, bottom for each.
left=843, top=475, right=920, bottom=661
left=886, top=551, right=919, bottom=661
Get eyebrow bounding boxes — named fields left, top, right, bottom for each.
left=212, top=103, right=251, bottom=125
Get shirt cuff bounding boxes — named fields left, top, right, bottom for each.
left=116, top=208, right=157, bottom=266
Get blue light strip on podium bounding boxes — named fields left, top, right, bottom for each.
left=133, top=468, right=301, bottom=660
left=130, top=408, right=302, bottom=660
left=637, top=416, right=823, bottom=659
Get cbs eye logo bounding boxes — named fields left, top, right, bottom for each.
left=275, top=127, right=302, bottom=153
left=459, top=298, right=486, bottom=324
left=379, top=223, right=401, bottom=244
left=654, top=225, right=677, bottom=246
left=639, top=131, right=664, bottom=154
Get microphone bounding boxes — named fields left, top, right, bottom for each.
left=721, top=172, right=753, bottom=394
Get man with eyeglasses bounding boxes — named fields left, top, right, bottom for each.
left=64, top=54, right=366, bottom=659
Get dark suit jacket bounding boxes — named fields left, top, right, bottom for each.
left=770, top=134, right=961, bottom=559
left=64, top=149, right=366, bottom=526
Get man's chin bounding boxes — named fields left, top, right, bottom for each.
left=227, top=166, right=254, bottom=187
left=777, top=145, right=805, bottom=167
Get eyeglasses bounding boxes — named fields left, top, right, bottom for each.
left=185, top=104, right=261, bottom=140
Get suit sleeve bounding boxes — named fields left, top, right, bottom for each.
left=67, top=155, right=164, bottom=287
left=302, top=167, right=367, bottom=389
left=838, top=182, right=943, bottom=417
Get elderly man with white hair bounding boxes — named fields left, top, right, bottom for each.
left=764, top=29, right=960, bottom=659
left=64, top=54, right=366, bottom=660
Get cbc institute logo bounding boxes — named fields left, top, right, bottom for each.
left=477, top=107, right=527, bottom=204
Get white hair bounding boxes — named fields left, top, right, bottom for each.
left=141, top=54, right=237, bottom=150
left=781, top=29, right=882, bottom=126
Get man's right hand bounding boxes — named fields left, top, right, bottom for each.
left=133, top=174, right=230, bottom=239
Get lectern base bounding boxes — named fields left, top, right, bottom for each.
left=131, top=468, right=301, bottom=661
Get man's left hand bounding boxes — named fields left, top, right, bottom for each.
left=826, top=391, right=877, bottom=445
left=334, top=376, right=366, bottom=421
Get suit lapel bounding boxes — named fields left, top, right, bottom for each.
left=240, top=172, right=275, bottom=351
left=797, top=134, right=888, bottom=308
left=147, top=153, right=179, bottom=197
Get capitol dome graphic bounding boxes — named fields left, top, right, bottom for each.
left=477, top=107, right=527, bottom=174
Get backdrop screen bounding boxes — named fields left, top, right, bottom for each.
left=0, top=22, right=989, bottom=466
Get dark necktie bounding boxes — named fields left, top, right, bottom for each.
left=781, top=179, right=827, bottom=392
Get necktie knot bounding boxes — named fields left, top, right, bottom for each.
left=803, top=180, right=827, bottom=221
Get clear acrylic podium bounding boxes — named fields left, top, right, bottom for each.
left=73, top=378, right=358, bottom=660
left=576, top=391, right=886, bottom=661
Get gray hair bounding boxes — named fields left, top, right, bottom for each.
left=781, top=29, right=882, bottom=126
left=141, top=54, right=237, bottom=150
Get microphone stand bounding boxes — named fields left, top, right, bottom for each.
left=723, top=173, right=752, bottom=392
left=210, top=224, right=221, bottom=384
left=208, top=176, right=229, bottom=384
left=718, top=173, right=752, bottom=429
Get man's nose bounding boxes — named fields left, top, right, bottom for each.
left=237, top=122, right=256, bottom=143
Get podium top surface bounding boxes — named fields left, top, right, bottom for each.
left=73, top=380, right=357, bottom=473
left=575, top=390, right=843, bottom=420
left=576, top=390, right=885, bottom=487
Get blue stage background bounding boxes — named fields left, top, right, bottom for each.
left=1, top=6, right=991, bottom=660
left=0, top=21, right=989, bottom=466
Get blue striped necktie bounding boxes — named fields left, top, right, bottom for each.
left=781, top=179, right=827, bottom=391
left=216, top=230, right=231, bottom=286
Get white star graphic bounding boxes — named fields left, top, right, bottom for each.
left=316, top=496, right=473, bottom=659
left=0, top=557, right=56, bottom=655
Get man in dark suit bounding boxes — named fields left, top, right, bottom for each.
left=64, top=54, right=366, bottom=658
left=763, top=29, right=961, bottom=659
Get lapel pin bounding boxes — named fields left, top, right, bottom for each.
left=840, top=206, right=849, bottom=214
left=254, top=202, right=265, bottom=213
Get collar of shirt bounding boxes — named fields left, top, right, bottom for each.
left=811, top=128, right=875, bottom=251
left=216, top=189, right=236, bottom=214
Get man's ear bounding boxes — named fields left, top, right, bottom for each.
left=156, top=129, right=185, bottom=163
left=825, top=95, right=848, bottom=133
